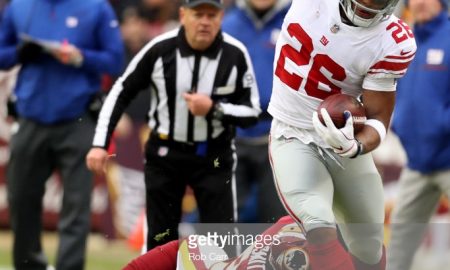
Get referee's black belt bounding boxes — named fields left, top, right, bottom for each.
left=149, top=131, right=230, bottom=155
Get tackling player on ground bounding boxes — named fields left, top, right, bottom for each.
left=268, top=0, right=416, bottom=269
left=123, top=216, right=310, bottom=270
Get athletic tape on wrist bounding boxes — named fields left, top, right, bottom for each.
left=365, top=119, right=386, bottom=142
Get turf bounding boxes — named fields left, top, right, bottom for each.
left=0, top=230, right=139, bottom=270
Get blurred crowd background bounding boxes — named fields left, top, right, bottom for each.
left=0, top=0, right=449, bottom=269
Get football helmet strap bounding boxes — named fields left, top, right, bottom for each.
left=340, top=0, right=400, bottom=27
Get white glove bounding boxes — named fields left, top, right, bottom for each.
left=312, top=108, right=359, bottom=158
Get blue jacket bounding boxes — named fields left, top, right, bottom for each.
left=0, top=0, right=124, bottom=124
left=392, top=11, right=450, bottom=173
left=222, top=0, right=290, bottom=138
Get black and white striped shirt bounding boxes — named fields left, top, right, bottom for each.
left=93, top=27, right=261, bottom=148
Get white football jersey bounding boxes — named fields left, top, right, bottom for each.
left=268, top=0, right=416, bottom=130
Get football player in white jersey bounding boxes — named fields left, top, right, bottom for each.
left=268, top=0, right=416, bottom=270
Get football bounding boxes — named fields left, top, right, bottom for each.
left=317, top=94, right=366, bottom=134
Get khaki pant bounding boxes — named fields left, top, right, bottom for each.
left=387, top=168, right=450, bottom=270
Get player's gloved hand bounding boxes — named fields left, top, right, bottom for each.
left=312, top=108, right=358, bottom=158
left=16, top=41, right=44, bottom=63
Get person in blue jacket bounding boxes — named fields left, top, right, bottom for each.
left=221, top=0, right=290, bottom=223
left=387, top=0, right=450, bottom=269
left=0, top=0, right=124, bottom=269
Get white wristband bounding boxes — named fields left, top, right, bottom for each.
left=365, top=119, right=386, bottom=142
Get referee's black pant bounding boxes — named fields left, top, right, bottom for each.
left=144, top=133, right=237, bottom=250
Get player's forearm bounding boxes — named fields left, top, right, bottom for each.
left=356, top=125, right=383, bottom=154
left=358, top=90, right=395, bottom=154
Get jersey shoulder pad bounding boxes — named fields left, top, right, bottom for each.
left=368, top=17, right=417, bottom=78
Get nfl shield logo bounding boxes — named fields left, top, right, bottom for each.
left=158, top=146, right=169, bottom=157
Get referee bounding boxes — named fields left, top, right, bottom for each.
left=86, top=0, right=261, bottom=250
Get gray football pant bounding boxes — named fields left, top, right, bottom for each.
left=387, top=168, right=450, bottom=270
left=269, top=136, right=384, bottom=264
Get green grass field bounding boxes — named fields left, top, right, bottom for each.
left=0, top=230, right=140, bottom=270
left=2, top=228, right=450, bottom=270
